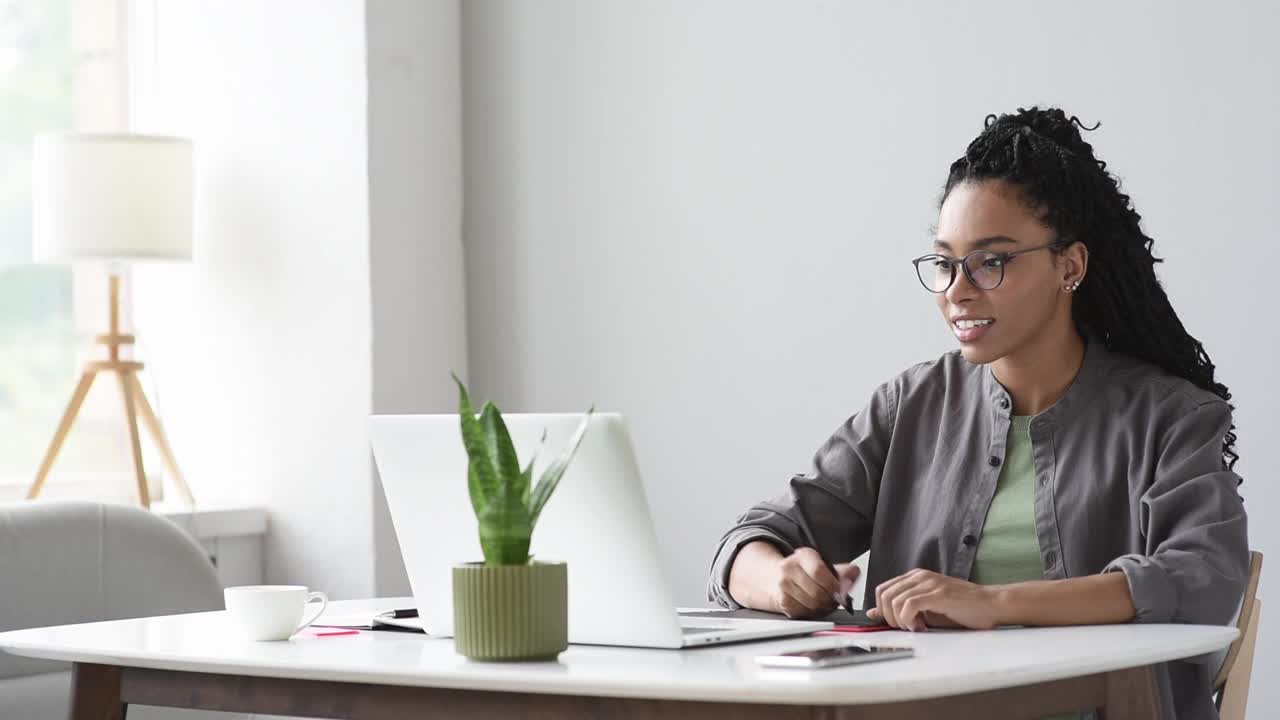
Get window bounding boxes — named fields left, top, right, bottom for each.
left=0, top=0, right=135, bottom=499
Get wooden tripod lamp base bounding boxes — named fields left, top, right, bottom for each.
left=25, top=274, right=195, bottom=509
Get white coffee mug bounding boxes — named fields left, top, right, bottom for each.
left=223, top=585, right=328, bottom=641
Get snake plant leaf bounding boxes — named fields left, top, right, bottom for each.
left=529, top=407, right=594, bottom=528
left=478, top=472, right=532, bottom=565
left=517, top=429, right=547, bottom=507
left=479, top=401, right=521, bottom=494
left=453, top=374, right=497, bottom=514
left=466, top=461, right=486, bottom=518
left=454, top=371, right=594, bottom=565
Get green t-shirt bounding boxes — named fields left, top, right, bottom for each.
left=972, top=415, right=1078, bottom=720
left=971, top=416, right=1043, bottom=586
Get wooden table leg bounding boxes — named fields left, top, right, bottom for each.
left=1098, top=664, right=1163, bottom=719
left=69, top=663, right=127, bottom=720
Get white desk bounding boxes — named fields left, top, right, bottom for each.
left=0, top=598, right=1236, bottom=719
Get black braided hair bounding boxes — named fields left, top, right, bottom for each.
left=942, top=106, right=1239, bottom=473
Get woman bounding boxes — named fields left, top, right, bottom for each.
left=707, top=107, right=1249, bottom=720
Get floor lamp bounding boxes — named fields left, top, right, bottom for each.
left=25, top=132, right=196, bottom=508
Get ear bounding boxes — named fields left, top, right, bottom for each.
left=1059, top=240, right=1089, bottom=288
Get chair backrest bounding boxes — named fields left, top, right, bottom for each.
left=1217, top=598, right=1261, bottom=720
left=1214, top=550, right=1264, bottom=692
left=0, top=500, right=224, bottom=680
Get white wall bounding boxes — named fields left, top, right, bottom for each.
left=131, top=0, right=376, bottom=599
left=366, top=0, right=468, bottom=597
left=462, top=1, right=1279, bottom=715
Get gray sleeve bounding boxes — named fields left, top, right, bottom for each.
left=1102, top=400, right=1249, bottom=626
left=706, top=381, right=895, bottom=608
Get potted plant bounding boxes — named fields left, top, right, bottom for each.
left=451, top=375, right=593, bottom=661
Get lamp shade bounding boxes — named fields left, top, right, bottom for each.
left=32, top=132, right=193, bottom=263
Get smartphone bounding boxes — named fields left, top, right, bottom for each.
left=755, top=644, right=914, bottom=669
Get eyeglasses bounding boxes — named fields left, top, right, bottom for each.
left=911, top=241, right=1067, bottom=293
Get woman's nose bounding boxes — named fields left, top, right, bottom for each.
left=946, top=265, right=980, bottom=302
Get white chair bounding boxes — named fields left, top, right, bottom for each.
left=0, top=500, right=244, bottom=719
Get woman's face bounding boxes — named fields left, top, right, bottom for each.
left=932, top=179, right=1081, bottom=365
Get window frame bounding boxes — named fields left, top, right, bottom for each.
left=0, top=0, right=139, bottom=496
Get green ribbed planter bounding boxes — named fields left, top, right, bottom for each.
left=452, top=561, right=568, bottom=661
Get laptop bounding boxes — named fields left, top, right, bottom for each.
left=369, top=412, right=833, bottom=648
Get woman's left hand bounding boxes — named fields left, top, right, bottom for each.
left=866, top=569, right=1002, bottom=631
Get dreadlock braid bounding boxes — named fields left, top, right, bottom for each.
left=943, top=106, right=1239, bottom=473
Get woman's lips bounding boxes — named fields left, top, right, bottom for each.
left=952, top=319, right=994, bottom=343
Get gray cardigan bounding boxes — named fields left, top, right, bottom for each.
left=708, top=337, right=1249, bottom=720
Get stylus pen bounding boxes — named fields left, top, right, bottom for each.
left=823, top=556, right=854, bottom=614
left=787, top=493, right=854, bottom=614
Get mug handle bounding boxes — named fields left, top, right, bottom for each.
left=293, top=591, right=329, bottom=635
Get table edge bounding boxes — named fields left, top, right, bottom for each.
left=0, top=625, right=1237, bottom=706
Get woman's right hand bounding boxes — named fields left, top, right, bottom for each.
left=728, top=542, right=861, bottom=618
